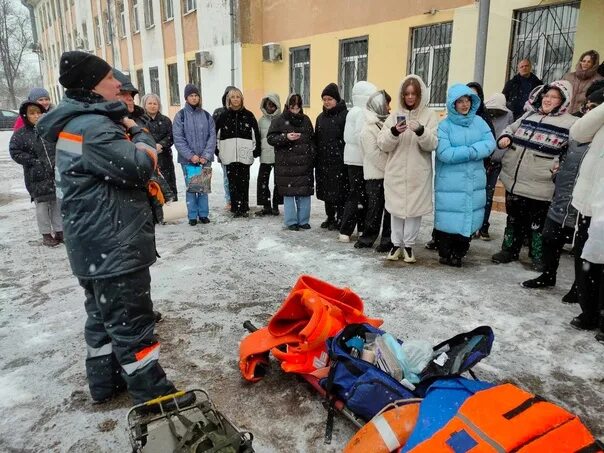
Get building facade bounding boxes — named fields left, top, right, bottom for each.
left=25, top=0, right=604, bottom=120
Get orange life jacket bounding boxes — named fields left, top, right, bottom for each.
left=407, top=383, right=602, bottom=453
left=239, top=275, right=383, bottom=382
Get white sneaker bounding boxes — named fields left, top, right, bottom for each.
left=387, top=246, right=401, bottom=261
left=338, top=234, right=351, bottom=243
left=403, top=247, right=416, bottom=263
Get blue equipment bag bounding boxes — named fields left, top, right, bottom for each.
left=320, top=323, right=494, bottom=423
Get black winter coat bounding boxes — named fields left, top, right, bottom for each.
left=143, top=112, right=174, bottom=152
left=9, top=122, right=57, bottom=202
left=214, top=107, right=261, bottom=164
left=267, top=109, right=315, bottom=197
left=36, top=90, right=158, bottom=279
left=502, top=73, right=543, bottom=120
left=314, top=100, right=348, bottom=204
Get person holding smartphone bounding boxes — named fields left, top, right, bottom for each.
left=377, top=75, right=438, bottom=263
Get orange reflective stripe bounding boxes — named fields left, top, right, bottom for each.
left=58, top=131, right=83, bottom=142
left=135, top=342, right=160, bottom=362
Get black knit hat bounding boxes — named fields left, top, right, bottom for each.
left=588, top=88, right=604, bottom=104
left=184, top=84, right=200, bottom=99
left=321, top=83, right=341, bottom=102
left=58, top=51, right=112, bottom=90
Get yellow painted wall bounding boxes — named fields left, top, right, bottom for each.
left=449, top=0, right=599, bottom=99
left=256, top=11, right=456, bottom=120
left=241, top=43, right=265, bottom=118
left=574, top=0, right=604, bottom=63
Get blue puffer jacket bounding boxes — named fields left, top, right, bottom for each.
left=435, top=84, right=496, bottom=237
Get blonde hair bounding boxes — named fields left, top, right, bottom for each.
left=226, top=88, right=244, bottom=109
left=141, top=93, right=162, bottom=113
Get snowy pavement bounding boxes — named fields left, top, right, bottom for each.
left=0, top=130, right=602, bottom=452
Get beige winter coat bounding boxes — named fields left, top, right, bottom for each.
left=571, top=102, right=604, bottom=217
left=360, top=109, right=388, bottom=180
left=377, top=75, right=439, bottom=219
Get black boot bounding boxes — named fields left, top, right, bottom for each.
left=521, top=273, right=556, bottom=288
left=562, top=283, right=578, bottom=304
left=320, top=218, right=335, bottom=229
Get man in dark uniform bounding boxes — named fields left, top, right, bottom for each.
left=37, top=51, right=190, bottom=407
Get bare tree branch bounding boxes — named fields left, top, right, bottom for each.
left=0, top=0, right=31, bottom=108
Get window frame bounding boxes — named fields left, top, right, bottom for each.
left=507, top=1, right=580, bottom=83
left=143, top=0, right=155, bottom=29
left=408, top=21, right=453, bottom=108
left=93, top=15, right=101, bottom=48
left=149, top=66, right=160, bottom=97
left=136, top=69, right=146, bottom=97
left=131, top=0, right=140, bottom=33
left=289, top=45, right=311, bottom=108
left=183, top=0, right=196, bottom=14
left=162, top=0, right=174, bottom=21
left=187, top=59, right=201, bottom=87
left=338, top=36, right=369, bottom=107
left=168, top=63, right=180, bottom=106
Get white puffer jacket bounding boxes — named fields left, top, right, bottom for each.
left=571, top=102, right=604, bottom=217
left=344, top=81, right=377, bottom=166
left=360, top=109, right=388, bottom=180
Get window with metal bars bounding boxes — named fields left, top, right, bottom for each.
left=508, top=1, right=580, bottom=84
left=289, top=46, right=310, bottom=107
left=339, top=37, right=368, bottom=107
left=168, top=64, right=180, bottom=105
left=409, top=22, right=452, bottom=108
left=136, top=69, right=146, bottom=97
left=149, top=66, right=160, bottom=97
left=187, top=60, right=201, bottom=87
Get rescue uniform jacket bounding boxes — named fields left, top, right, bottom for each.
left=36, top=91, right=159, bottom=279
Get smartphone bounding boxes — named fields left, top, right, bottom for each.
left=396, top=115, right=406, bottom=126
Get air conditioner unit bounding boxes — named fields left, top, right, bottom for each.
left=262, top=43, right=282, bottom=62
left=195, top=51, right=213, bottom=68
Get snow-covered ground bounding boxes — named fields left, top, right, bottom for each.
left=0, top=130, right=602, bottom=452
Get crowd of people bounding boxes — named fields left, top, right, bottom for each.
left=5, top=47, right=604, bottom=408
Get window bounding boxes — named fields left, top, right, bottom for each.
left=187, top=59, right=201, bottom=87
left=81, top=22, right=90, bottom=50
left=94, top=16, right=101, bottom=47
left=289, top=46, right=310, bottom=107
left=131, top=0, right=140, bottom=33
left=339, top=37, right=368, bottom=107
left=183, top=0, right=196, bottom=14
left=104, top=11, right=112, bottom=45
left=168, top=63, right=179, bottom=105
left=508, top=2, right=580, bottom=83
left=162, top=0, right=174, bottom=21
left=118, top=1, right=126, bottom=37
left=143, top=0, right=154, bottom=28
left=136, top=69, right=146, bottom=96
left=409, top=22, right=452, bottom=107
left=149, top=66, right=160, bottom=96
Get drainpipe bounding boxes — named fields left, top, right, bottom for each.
left=473, top=0, right=490, bottom=85
left=230, top=0, right=235, bottom=86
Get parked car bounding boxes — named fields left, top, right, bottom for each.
left=0, top=109, right=19, bottom=130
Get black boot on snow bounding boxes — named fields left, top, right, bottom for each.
left=562, top=284, right=578, bottom=304
left=320, top=218, right=334, bottom=229
left=521, top=274, right=555, bottom=289
left=492, top=250, right=518, bottom=264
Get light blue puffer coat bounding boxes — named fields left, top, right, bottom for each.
left=434, top=84, right=496, bottom=237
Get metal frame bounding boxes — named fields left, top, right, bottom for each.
left=289, top=45, right=311, bottom=107
left=338, top=35, right=369, bottom=107
left=408, top=21, right=452, bottom=108
left=506, top=1, right=580, bottom=83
